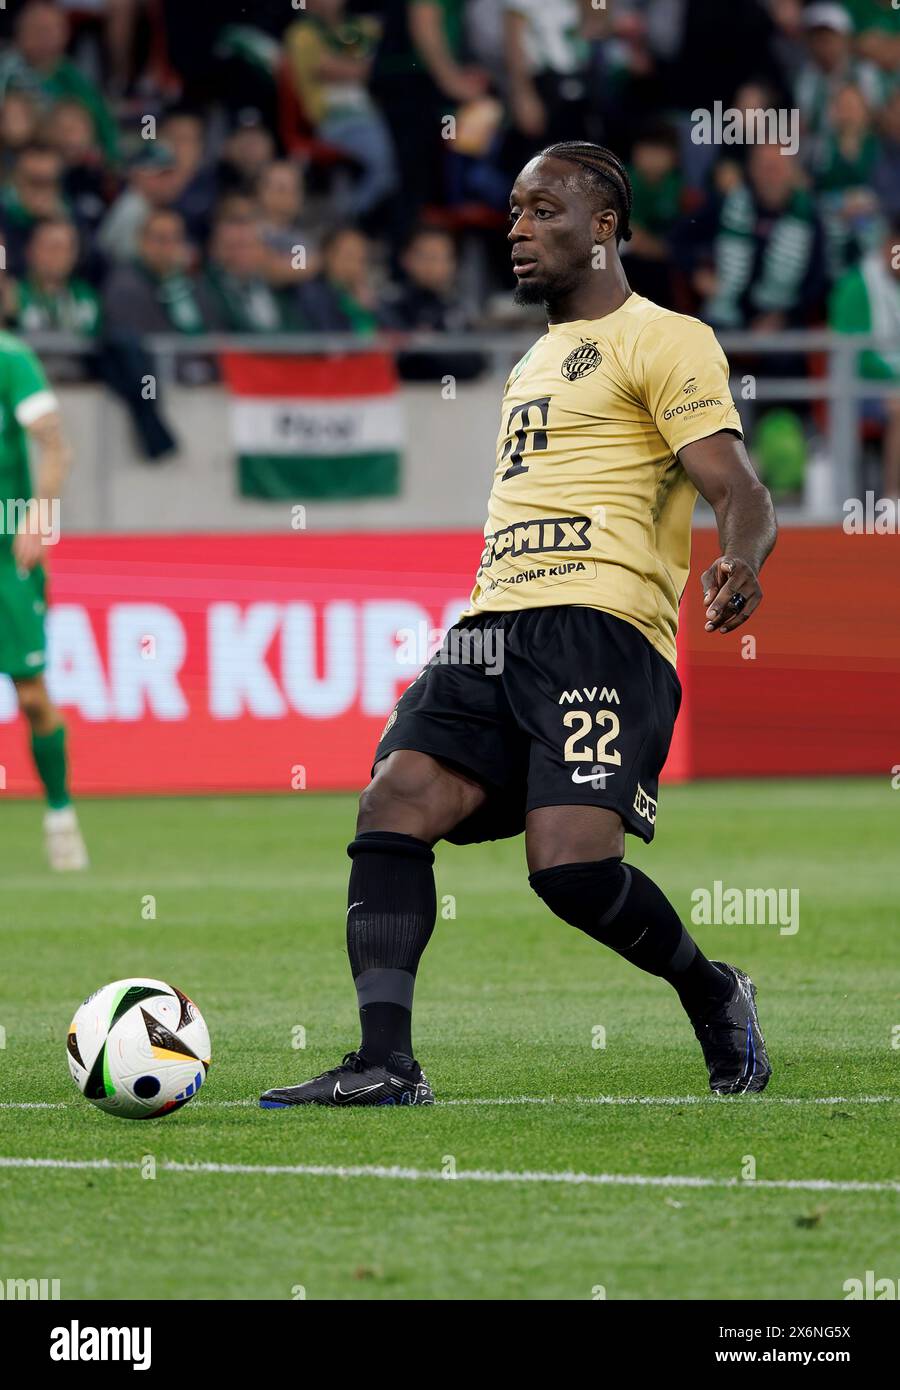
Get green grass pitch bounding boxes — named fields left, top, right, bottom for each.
left=0, top=780, right=897, bottom=1301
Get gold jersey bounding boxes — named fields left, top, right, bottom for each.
left=463, top=292, right=743, bottom=666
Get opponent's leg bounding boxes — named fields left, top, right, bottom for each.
left=526, top=805, right=770, bottom=1093
left=260, top=751, right=487, bottom=1108
left=15, top=676, right=88, bottom=871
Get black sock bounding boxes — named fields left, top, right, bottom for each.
left=346, top=831, right=436, bottom=1067
left=529, top=859, right=732, bottom=1015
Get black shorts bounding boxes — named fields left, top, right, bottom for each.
left=373, top=606, right=682, bottom=845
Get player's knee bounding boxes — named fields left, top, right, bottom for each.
left=357, top=776, right=402, bottom=830
left=357, top=756, right=440, bottom=837
left=357, top=751, right=481, bottom=841
left=15, top=678, right=50, bottom=726
left=529, top=857, right=627, bottom=931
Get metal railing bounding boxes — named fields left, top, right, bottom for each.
left=23, top=328, right=900, bottom=520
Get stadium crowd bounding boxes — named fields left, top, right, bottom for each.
left=0, top=0, right=898, bottom=485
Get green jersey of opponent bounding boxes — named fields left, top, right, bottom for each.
left=0, top=331, right=58, bottom=675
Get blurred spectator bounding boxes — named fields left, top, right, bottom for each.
left=702, top=138, right=825, bottom=499
left=212, top=193, right=258, bottom=224
left=872, top=87, right=900, bottom=221
left=624, top=121, right=683, bottom=307
left=102, top=208, right=220, bottom=335
left=294, top=225, right=379, bottom=332
left=767, top=0, right=808, bottom=88
left=256, top=160, right=320, bottom=287
left=710, top=80, right=785, bottom=181
left=0, top=143, right=68, bottom=276
left=0, top=89, right=42, bottom=175
left=677, top=80, right=791, bottom=305
left=843, top=0, right=900, bottom=76
left=795, top=3, right=885, bottom=172
left=44, top=98, right=110, bottom=238
left=703, top=143, right=824, bottom=331
left=216, top=109, right=275, bottom=198
left=158, top=1, right=288, bottom=128
left=369, top=0, right=490, bottom=253
left=99, top=205, right=222, bottom=462
left=0, top=1, right=119, bottom=162
left=502, top=0, right=590, bottom=157
left=205, top=216, right=300, bottom=331
left=284, top=0, right=397, bottom=221
left=814, top=83, right=882, bottom=278
left=669, top=0, right=789, bottom=115
left=829, top=217, right=900, bottom=495
left=12, top=216, right=100, bottom=335
left=57, top=0, right=141, bottom=99
left=379, top=224, right=486, bottom=379
left=159, top=110, right=217, bottom=248
left=96, top=143, right=181, bottom=264
left=210, top=10, right=287, bottom=133
left=380, top=225, right=470, bottom=331
left=465, top=0, right=508, bottom=90
left=587, top=4, right=659, bottom=158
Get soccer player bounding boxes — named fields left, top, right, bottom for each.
left=0, top=330, right=87, bottom=870
left=260, top=143, right=776, bottom=1108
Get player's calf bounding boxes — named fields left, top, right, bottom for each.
left=529, top=857, right=771, bottom=1092
left=529, top=856, right=731, bottom=1011
left=15, top=676, right=88, bottom=871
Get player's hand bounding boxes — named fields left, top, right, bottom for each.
left=12, top=525, right=45, bottom=572
left=701, top=556, right=761, bottom=634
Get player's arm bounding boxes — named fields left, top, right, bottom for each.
left=678, top=430, right=776, bottom=634
left=409, top=1, right=486, bottom=102
left=13, top=407, right=72, bottom=571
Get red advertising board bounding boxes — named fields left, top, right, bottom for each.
left=1, top=533, right=479, bottom=796
left=683, top=528, right=900, bottom=778
left=1, top=530, right=895, bottom=796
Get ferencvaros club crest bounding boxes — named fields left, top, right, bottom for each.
left=561, top=338, right=602, bottom=381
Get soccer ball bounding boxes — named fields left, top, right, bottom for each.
left=67, top=977, right=211, bottom=1119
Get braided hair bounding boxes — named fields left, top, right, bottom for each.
left=540, top=141, right=634, bottom=244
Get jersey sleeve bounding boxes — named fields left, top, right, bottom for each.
left=6, top=344, right=57, bottom=427
left=633, top=314, right=743, bottom=456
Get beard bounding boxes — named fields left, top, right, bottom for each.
left=512, top=278, right=551, bottom=306
left=512, top=261, right=584, bottom=309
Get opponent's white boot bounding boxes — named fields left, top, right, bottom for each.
left=44, top=805, right=89, bottom=871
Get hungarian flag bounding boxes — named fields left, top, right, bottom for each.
left=221, top=352, right=403, bottom=499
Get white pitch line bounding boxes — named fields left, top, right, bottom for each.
left=0, top=1155, right=897, bottom=1194
left=438, top=1095, right=900, bottom=1108
left=0, top=1102, right=67, bottom=1109
left=2, top=1095, right=898, bottom=1112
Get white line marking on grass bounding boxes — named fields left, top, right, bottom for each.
left=438, top=1095, right=900, bottom=1108
left=2, top=1095, right=898, bottom=1112
left=0, top=1102, right=67, bottom=1109
left=0, top=1155, right=896, bottom=1194
left=162, top=1093, right=900, bottom=1109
